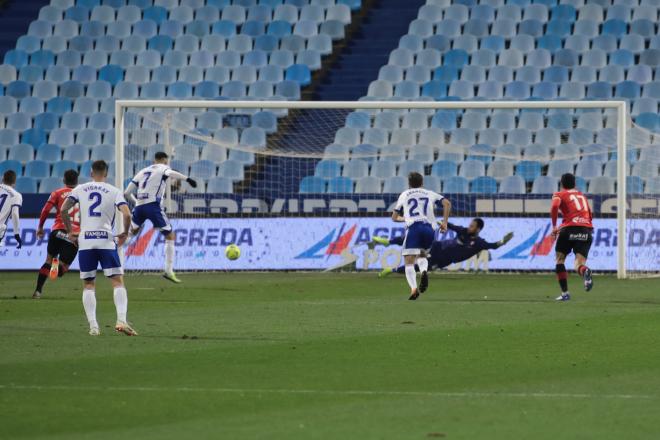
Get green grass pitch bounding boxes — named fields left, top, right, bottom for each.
left=1, top=271, right=660, bottom=439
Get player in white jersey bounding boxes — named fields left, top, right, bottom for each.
left=124, top=152, right=197, bottom=284
left=0, top=170, right=23, bottom=249
left=61, top=160, right=137, bottom=336
left=392, top=172, right=451, bottom=300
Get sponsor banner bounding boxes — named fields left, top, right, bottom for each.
left=19, top=193, right=660, bottom=216
left=1, top=218, right=659, bottom=271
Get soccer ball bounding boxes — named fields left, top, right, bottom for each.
left=225, top=244, right=241, bottom=261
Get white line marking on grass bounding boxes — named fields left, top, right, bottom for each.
left=0, top=384, right=655, bottom=400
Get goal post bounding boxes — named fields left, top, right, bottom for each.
left=114, top=99, right=655, bottom=279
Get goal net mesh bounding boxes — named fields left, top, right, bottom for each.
left=117, top=103, right=659, bottom=278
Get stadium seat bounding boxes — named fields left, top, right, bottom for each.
left=499, top=175, right=526, bottom=194
left=315, top=160, right=341, bottom=178
left=532, top=176, right=558, bottom=194
left=515, top=161, right=542, bottom=183
left=588, top=176, right=615, bottom=194
left=383, top=176, right=407, bottom=193
left=370, top=161, right=395, bottom=179
left=207, top=177, right=233, bottom=193
left=354, top=176, right=382, bottom=194
left=190, top=160, right=217, bottom=179
left=15, top=176, right=37, bottom=193
left=327, top=176, right=353, bottom=193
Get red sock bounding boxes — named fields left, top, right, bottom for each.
left=38, top=264, right=51, bottom=277
left=578, top=265, right=588, bottom=276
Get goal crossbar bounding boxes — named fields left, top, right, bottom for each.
left=115, top=100, right=629, bottom=278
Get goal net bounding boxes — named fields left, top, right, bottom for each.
left=115, top=100, right=659, bottom=279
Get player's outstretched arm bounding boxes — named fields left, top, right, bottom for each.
left=439, top=198, right=451, bottom=232
left=166, top=169, right=197, bottom=188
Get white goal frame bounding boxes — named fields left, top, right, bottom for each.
left=115, top=100, right=628, bottom=278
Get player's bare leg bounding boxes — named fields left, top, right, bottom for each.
left=162, top=231, right=181, bottom=284
left=404, top=254, right=420, bottom=300
left=33, top=254, right=54, bottom=299
left=110, top=275, right=138, bottom=336
left=575, top=253, right=593, bottom=291
left=82, top=278, right=100, bottom=335
left=555, top=252, right=570, bottom=301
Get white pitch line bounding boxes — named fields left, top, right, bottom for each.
left=0, top=384, right=655, bottom=400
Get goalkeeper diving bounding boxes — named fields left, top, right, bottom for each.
left=373, top=218, right=514, bottom=277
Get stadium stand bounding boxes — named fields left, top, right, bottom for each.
left=305, top=0, right=660, bottom=194
left=0, top=0, right=360, bottom=193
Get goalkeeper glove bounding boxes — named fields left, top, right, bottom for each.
left=186, top=178, right=198, bottom=188
left=14, top=234, right=22, bottom=249
left=496, top=232, right=514, bottom=248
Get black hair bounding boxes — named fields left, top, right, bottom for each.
left=561, top=173, right=576, bottom=190
left=473, top=218, right=484, bottom=230
left=63, top=169, right=78, bottom=186
left=91, top=160, right=108, bottom=175
left=2, top=170, right=16, bottom=185
left=155, top=152, right=169, bottom=161
left=408, top=172, right=423, bottom=188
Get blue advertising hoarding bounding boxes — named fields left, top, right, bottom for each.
left=2, top=217, right=659, bottom=271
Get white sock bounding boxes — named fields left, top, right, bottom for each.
left=405, top=264, right=417, bottom=290
left=113, top=287, right=128, bottom=323
left=82, top=289, right=97, bottom=328
left=164, top=239, right=175, bottom=274
left=417, top=258, right=428, bottom=273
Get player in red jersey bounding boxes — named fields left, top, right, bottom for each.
left=32, top=170, right=80, bottom=299
left=550, top=173, right=594, bottom=301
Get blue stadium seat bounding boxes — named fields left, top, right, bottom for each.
left=25, top=160, right=50, bottom=178
left=499, top=175, right=526, bottom=194
left=383, top=176, right=407, bottom=193
left=165, top=81, right=192, bottom=100
left=275, top=80, right=300, bottom=100
left=300, top=176, right=326, bottom=193
left=327, top=176, right=353, bottom=193
left=207, top=177, right=233, bottom=193
left=354, top=176, right=382, bottom=194
left=20, top=128, right=46, bottom=148
left=470, top=176, right=497, bottom=194
left=5, top=50, right=29, bottom=68
left=645, top=174, right=660, bottom=194
left=0, top=159, right=22, bottom=175
left=459, top=159, right=485, bottom=180
left=8, top=143, right=34, bottom=162
left=190, top=160, right=217, bottom=180
left=431, top=160, right=457, bottom=178
left=442, top=176, right=468, bottom=193
left=515, top=160, right=542, bottom=182
left=488, top=158, right=515, bottom=181
left=636, top=112, right=660, bottom=131
left=15, top=176, right=37, bottom=192
left=315, top=160, right=342, bottom=178
left=38, top=176, right=63, bottom=193
left=531, top=176, right=558, bottom=194
left=588, top=176, right=615, bottom=194
left=576, top=159, right=603, bottom=179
